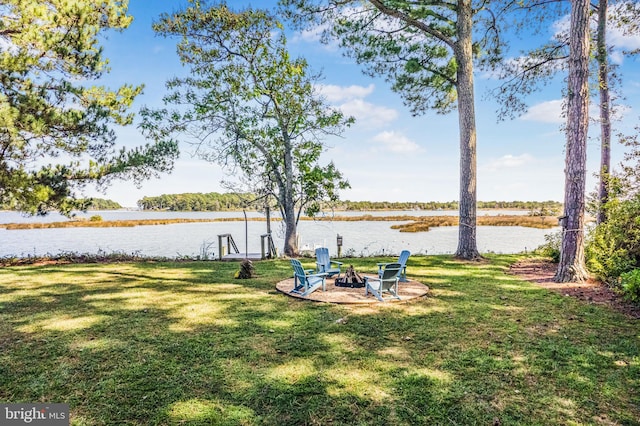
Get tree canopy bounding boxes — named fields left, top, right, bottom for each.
left=0, top=0, right=178, bottom=215
left=280, top=0, right=516, bottom=259
left=142, top=2, right=352, bottom=256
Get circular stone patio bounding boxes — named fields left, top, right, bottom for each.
left=275, top=275, right=429, bottom=304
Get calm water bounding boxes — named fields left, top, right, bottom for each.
left=0, top=210, right=555, bottom=258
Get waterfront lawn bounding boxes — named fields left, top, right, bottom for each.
left=0, top=255, right=638, bottom=425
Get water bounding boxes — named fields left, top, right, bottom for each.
left=0, top=210, right=555, bottom=258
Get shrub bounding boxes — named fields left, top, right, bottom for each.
left=534, top=230, right=562, bottom=262
left=89, top=215, right=103, bottom=222
left=619, top=269, right=640, bottom=302
left=585, top=196, right=640, bottom=285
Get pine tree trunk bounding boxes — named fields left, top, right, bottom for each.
left=454, top=0, right=480, bottom=260
left=555, top=0, right=590, bottom=283
left=597, top=0, right=611, bottom=225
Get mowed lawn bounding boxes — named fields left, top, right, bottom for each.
left=0, top=255, right=638, bottom=425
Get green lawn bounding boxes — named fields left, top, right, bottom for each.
left=0, top=255, right=638, bottom=425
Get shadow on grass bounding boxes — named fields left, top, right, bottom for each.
left=0, top=255, right=638, bottom=425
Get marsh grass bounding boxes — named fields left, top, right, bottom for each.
left=0, top=255, right=638, bottom=425
left=1, top=214, right=559, bottom=230
left=391, top=215, right=559, bottom=232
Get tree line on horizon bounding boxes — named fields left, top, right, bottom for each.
left=134, top=192, right=562, bottom=213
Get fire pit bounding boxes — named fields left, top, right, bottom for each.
left=334, top=265, right=366, bottom=288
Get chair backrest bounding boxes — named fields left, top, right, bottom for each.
left=381, top=263, right=402, bottom=280
left=315, top=247, right=330, bottom=269
left=291, top=259, right=307, bottom=280
left=398, top=250, right=410, bottom=266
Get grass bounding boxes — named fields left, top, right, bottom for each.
left=0, top=255, right=638, bottom=425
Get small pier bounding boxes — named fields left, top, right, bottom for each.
left=217, top=233, right=277, bottom=261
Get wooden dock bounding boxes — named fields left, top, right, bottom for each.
left=220, top=253, right=263, bottom=261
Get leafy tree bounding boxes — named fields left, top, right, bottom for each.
left=137, top=192, right=249, bottom=211
left=281, top=0, right=514, bottom=260
left=0, top=0, right=178, bottom=216
left=85, top=198, right=122, bottom=210
left=141, top=3, right=352, bottom=256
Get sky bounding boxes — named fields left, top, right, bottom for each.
left=84, top=1, right=640, bottom=208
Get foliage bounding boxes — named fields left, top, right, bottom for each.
left=141, top=3, right=352, bottom=256
left=586, top=196, right=640, bottom=284
left=280, top=0, right=521, bottom=260
left=138, top=192, right=250, bottom=211
left=488, top=1, right=640, bottom=120
left=619, top=269, right=640, bottom=301
left=281, top=0, right=504, bottom=116
left=0, top=0, right=178, bottom=217
left=586, top=125, right=640, bottom=285
left=0, top=256, right=638, bottom=424
left=339, top=199, right=561, bottom=212
left=86, top=198, right=122, bottom=210
left=534, top=230, right=562, bottom=262
left=134, top=195, right=561, bottom=213
left=89, top=215, right=103, bottom=222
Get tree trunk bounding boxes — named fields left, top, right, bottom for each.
left=597, top=0, right=611, bottom=225
left=555, top=0, right=590, bottom=283
left=282, top=136, right=298, bottom=257
left=283, top=199, right=298, bottom=257
left=454, top=0, right=480, bottom=260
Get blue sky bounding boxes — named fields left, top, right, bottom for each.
left=86, top=1, right=640, bottom=207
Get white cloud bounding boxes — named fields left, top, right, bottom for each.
left=315, top=84, right=397, bottom=126
left=316, top=84, right=375, bottom=102
left=340, top=99, right=398, bottom=126
left=371, top=131, right=422, bottom=153
left=291, top=24, right=340, bottom=51
left=609, top=26, right=640, bottom=64
left=481, top=154, right=535, bottom=172
left=551, top=8, right=640, bottom=65
left=520, top=100, right=565, bottom=123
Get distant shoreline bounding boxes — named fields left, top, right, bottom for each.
left=0, top=214, right=560, bottom=231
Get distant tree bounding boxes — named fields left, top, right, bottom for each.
left=281, top=0, right=519, bottom=260
left=86, top=198, right=123, bottom=210
left=0, top=0, right=178, bottom=216
left=137, top=192, right=251, bottom=212
left=141, top=3, right=352, bottom=256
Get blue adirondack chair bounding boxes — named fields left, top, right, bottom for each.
left=290, top=259, right=327, bottom=296
left=377, top=250, right=410, bottom=282
left=315, top=247, right=343, bottom=278
left=365, top=263, right=402, bottom=302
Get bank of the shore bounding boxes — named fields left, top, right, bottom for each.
left=0, top=214, right=559, bottom=231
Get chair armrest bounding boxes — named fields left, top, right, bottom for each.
left=307, top=272, right=328, bottom=278
left=330, top=260, right=343, bottom=267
